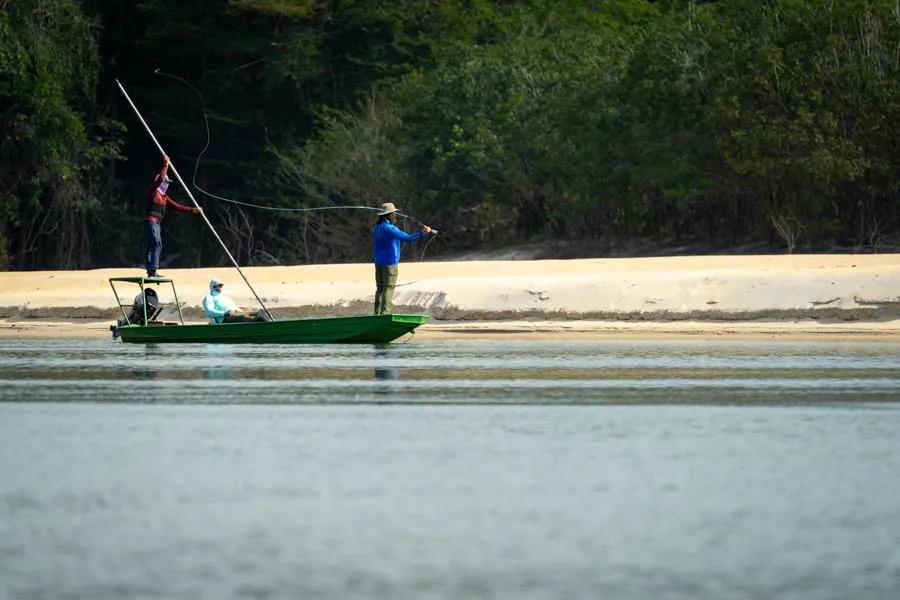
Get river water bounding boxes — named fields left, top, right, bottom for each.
left=1, top=338, right=899, bottom=599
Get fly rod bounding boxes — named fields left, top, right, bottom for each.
left=115, top=78, right=274, bottom=321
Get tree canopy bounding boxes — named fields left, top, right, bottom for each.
left=1, top=0, right=898, bottom=270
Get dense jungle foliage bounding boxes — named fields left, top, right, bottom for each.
left=1, top=0, right=899, bottom=270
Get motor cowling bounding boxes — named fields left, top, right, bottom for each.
left=126, top=288, right=160, bottom=325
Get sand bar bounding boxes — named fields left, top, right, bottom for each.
left=1, top=254, right=899, bottom=339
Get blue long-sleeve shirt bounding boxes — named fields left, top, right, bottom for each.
left=373, top=220, right=424, bottom=266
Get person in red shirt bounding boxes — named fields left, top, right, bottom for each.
left=144, top=155, right=202, bottom=277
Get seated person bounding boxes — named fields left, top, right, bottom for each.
left=202, top=278, right=271, bottom=323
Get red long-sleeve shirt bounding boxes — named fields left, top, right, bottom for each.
left=145, top=162, right=194, bottom=224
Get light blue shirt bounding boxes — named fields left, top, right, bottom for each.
left=202, top=291, right=238, bottom=323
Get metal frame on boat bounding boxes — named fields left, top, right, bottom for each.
left=110, top=276, right=184, bottom=326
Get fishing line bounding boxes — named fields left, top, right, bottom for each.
left=154, top=69, right=438, bottom=260
left=152, top=70, right=429, bottom=220
left=153, top=70, right=331, bottom=212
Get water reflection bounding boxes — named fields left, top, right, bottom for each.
left=203, top=344, right=236, bottom=380
left=132, top=345, right=162, bottom=381
left=2, top=339, right=900, bottom=405
left=374, top=367, right=400, bottom=380
left=373, top=347, right=401, bottom=381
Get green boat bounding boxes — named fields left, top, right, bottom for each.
left=109, top=276, right=427, bottom=344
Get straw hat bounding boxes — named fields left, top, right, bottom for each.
left=377, top=202, right=399, bottom=216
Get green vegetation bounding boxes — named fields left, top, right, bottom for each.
left=2, top=0, right=899, bottom=270
left=1, top=0, right=123, bottom=269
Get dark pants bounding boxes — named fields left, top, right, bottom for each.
left=143, top=220, right=162, bottom=276
left=223, top=310, right=271, bottom=323
left=374, top=264, right=398, bottom=315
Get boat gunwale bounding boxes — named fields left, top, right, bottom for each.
left=115, top=313, right=429, bottom=344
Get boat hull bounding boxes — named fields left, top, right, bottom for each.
left=117, top=314, right=428, bottom=344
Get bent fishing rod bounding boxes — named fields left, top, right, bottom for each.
left=115, top=78, right=275, bottom=321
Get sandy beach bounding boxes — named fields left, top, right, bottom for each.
left=1, top=254, right=899, bottom=339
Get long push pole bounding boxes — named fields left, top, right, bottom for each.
left=115, top=79, right=274, bottom=321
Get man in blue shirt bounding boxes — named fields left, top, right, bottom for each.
left=373, top=202, right=432, bottom=314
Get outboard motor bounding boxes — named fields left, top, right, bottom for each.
left=110, top=286, right=164, bottom=339
left=112, top=288, right=160, bottom=339
left=126, top=288, right=160, bottom=325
